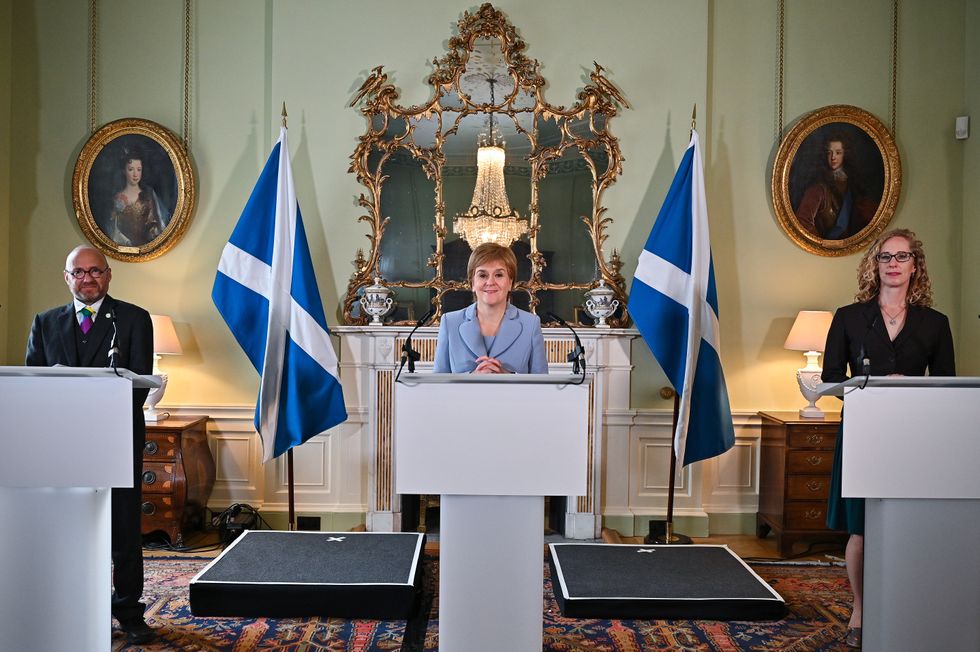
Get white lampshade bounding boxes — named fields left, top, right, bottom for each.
left=151, top=314, right=183, bottom=355
left=147, top=314, right=182, bottom=423
left=784, top=311, right=833, bottom=353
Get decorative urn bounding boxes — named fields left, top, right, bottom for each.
left=359, top=277, right=393, bottom=325
left=584, top=279, right=619, bottom=328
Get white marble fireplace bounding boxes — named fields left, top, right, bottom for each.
left=334, top=325, right=637, bottom=539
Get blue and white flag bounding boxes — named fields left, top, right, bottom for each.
left=628, top=130, right=734, bottom=466
left=212, top=126, right=347, bottom=463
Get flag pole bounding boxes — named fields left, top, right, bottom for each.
left=658, top=393, right=692, bottom=544
left=661, top=100, right=697, bottom=547
left=281, top=100, right=298, bottom=533
left=287, top=449, right=296, bottom=531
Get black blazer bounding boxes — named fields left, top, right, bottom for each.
left=822, top=300, right=955, bottom=383
left=25, top=295, right=154, bottom=408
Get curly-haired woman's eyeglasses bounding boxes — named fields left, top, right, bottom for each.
left=875, top=252, right=914, bottom=264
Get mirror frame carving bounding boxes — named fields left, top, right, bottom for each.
left=344, top=2, right=630, bottom=326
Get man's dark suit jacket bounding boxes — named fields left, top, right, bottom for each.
left=25, top=294, right=154, bottom=621
left=26, top=295, right=154, bottom=390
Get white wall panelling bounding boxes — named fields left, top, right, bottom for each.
left=163, top=382, right=764, bottom=536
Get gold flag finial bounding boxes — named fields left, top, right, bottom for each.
left=690, top=104, right=697, bottom=137
left=282, top=102, right=288, bottom=128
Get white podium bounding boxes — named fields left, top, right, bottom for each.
left=0, top=366, right=158, bottom=652
left=395, top=373, right=589, bottom=652
left=820, top=376, right=980, bottom=652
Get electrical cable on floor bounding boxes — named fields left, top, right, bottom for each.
left=143, top=539, right=225, bottom=553
left=743, top=539, right=846, bottom=564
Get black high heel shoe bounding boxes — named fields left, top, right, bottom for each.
left=844, top=626, right=862, bottom=648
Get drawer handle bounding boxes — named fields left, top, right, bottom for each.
left=142, top=471, right=157, bottom=486
left=806, top=480, right=824, bottom=492
left=144, top=441, right=159, bottom=455
left=804, top=509, right=822, bottom=520
left=806, top=455, right=823, bottom=466
left=140, top=502, right=156, bottom=516
left=806, top=433, right=824, bottom=445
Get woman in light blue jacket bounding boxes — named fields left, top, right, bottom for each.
left=433, top=243, right=547, bottom=374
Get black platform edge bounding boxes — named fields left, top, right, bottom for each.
left=189, top=530, right=425, bottom=620
left=548, top=544, right=787, bottom=621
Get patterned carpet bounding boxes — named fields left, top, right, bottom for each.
left=114, top=553, right=854, bottom=651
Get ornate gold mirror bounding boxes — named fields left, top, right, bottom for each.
left=345, top=3, right=630, bottom=326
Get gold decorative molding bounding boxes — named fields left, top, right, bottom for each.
left=375, top=370, right=394, bottom=511
left=345, top=3, right=629, bottom=326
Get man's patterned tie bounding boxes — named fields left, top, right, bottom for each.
left=79, top=306, right=94, bottom=335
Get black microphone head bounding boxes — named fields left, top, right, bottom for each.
left=545, top=311, right=567, bottom=326
left=416, top=307, right=435, bottom=328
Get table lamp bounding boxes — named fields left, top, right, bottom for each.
left=783, top=310, right=833, bottom=418
left=145, top=314, right=183, bottom=422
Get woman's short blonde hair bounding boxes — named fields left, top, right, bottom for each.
left=854, top=227, right=933, bottom=307
left=466, top=243, right=517, bottom=285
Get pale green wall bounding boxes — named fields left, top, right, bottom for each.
left=962, top=0, right=980, bottom=375
left=0, top=0, right=12, bottom=363
left=4, top=0, right=973, bottom=409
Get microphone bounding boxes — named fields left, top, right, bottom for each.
left=396, top=307, right=435, bottom=381
left=856, top=314, right=879, bottom=389
left=107, top=313, right=120, bottom=373
left=547, top=311, right=586, bottom=378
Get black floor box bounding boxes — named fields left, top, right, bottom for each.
left=549, top=543, right=786, bottom=620
left=190, top=530, right=425, bottom=619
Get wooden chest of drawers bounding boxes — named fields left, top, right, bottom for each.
left=757, top=411, right=848, bottom=557
left=142, top=416, right=215, bottom=547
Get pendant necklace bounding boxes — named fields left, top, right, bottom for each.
left=880, top=303, right=906, bottom=326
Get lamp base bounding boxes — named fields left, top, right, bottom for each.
left=144, top=372, right=169, bottom=422
left=144, top=408, right=170, bottom=423
left=799, top=405, right=825, bottom=419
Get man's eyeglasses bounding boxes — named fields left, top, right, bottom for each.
left=875, top=252, right=914, bottom=264
left=66, top=267, right=109, bottom=279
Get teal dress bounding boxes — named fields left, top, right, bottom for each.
left=822, top=301, right=955, bottom=535
left=826, top=420, right=860, bottom=533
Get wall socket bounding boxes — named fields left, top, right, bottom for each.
left=955, top=116, right=969, bottom=140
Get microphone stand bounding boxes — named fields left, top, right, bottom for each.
left=857, top=315, right=878, bottom=390
left=546, top=312, right=586, bottom=384
left=107, top=315, right=122, bottom=377
left=395, top=308, right=435, bottom=383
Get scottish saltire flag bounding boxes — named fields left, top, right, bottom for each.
left=628, top=130, right=734, bottom=466
left=212, top=126, right=347, bottom=463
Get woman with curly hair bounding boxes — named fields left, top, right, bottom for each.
left=822, top=228, right=955, bottom=648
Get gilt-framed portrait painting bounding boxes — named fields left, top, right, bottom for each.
left=72, top=118, right=196, bottom=262
left=771, top=105, right=901, bottom=257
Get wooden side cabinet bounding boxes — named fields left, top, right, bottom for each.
left=142, top=416, right=215, bottom=546
left=757, top=411, right=848, bottom=557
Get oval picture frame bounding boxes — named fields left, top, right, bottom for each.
left=771, top=104, right=901, bottom=257
left=72, top=118, right=196, bottom=262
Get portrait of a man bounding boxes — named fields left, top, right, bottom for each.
left=788, top=123, right=885, bottom=241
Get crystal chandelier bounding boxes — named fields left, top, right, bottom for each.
left=453, top=76, right=528, bottom=247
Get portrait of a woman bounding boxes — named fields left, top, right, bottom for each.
left=794, top=132, right=879, bottom=240
left=433, top=242, right=547, bottom=374
left=109, top=148, right=172, bottom=247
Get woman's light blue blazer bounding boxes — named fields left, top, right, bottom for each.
left=433, top=303, right=548, bottom=374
